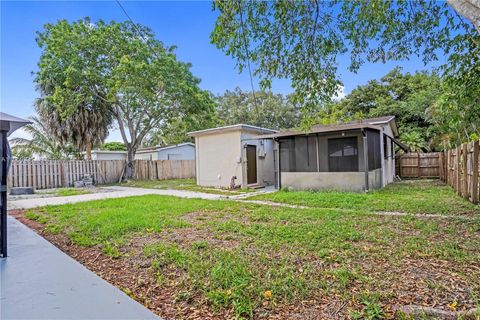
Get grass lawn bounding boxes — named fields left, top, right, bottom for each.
left=116, top=178, right=255, bottom=196
left=19, top=180, right=480, bottom=319
left=249, top=180, right=480, bottom=215
left=40, top=187, right=92, bottom=197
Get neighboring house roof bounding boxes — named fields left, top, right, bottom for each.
left=91, top=143, right=195, bottom=155
left=136, top=142, right=195, bottom=154
left=91, top=150, right=127, bottom=154
left=187, top=124, right=278, bottom=137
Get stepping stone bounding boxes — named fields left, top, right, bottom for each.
left=10, top=187, right=34, bottom=195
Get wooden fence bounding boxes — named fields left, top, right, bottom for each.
left=396, top=152, right=441, bottom=178
left=396, top=141, right=480, bottom=204
left=440, top=141, right=479, bottom=204
left=134, top=160, right=196, bottom=180
left=7, top=159, right=196, bottom=190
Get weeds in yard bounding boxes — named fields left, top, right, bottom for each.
left=102, top=241, right=122, bottom=258
left=349, top=292, right=385, bottom=320
left=22, top=180, right=480, bottom=318
left=144, top=241, right=315, bottom=318
left=250, top=180, right=480, bottom=215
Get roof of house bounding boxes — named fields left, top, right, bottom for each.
left=255, top=123, right=384, bottom=139
left=187, top=124, right=278, bottom=137
left=254, top=115, right=399, bottom=140
left=312, top=116, right=398, bottom=137
left=312, top=116, right=395, bottom=128
left=90, top=150, right=127, bottom=154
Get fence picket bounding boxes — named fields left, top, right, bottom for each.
left=7, top=159, right=195, bottom=190
left=472, top=141, right=479, bottom=204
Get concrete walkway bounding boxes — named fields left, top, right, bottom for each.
left=8, top=186, right=224, bottom=210
left=1, top=216, right=159, bottom=320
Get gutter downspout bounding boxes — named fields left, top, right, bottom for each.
left=362, top=129, right=369, bottom=193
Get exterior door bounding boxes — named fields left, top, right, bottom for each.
left=246, top=145, right=257, bottom=184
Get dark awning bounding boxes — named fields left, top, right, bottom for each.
left=0, top=112, right=31, bottom=136
left=392, top=137, right=409, bottom=152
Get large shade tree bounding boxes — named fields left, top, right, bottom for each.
left=35, top=19, right=214, bottom=177
left=215, top=87, right=301, bottom=130
left=35, top=20, right=114, bottom=159
left=211, top=0, right=480, bottom=127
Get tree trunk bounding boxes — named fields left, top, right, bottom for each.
left=125, top=147, right=136, bottom=179
left=85, top=140, right=92, bottom=160
left=447, top=0, right=480, bottom=33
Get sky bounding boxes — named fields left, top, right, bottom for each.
left=1, top=1, right=446, bottom=142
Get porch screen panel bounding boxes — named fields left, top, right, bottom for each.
left=279, top=138, right=296, bottom=172
left=328, top=137, right=358, bottom=172
left=279, top=136, right=317, bottom=172
left=367, top=130, right=381, bottom=170
left=294, top=136, right=317, bottom=172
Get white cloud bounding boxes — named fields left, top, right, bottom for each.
left=333, top=85, right=345, bottom=101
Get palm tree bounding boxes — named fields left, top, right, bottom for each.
left=400, top=131, right=427, bottom=153
left=10, top=116, right=76, bottom=159
left=35, top=90, right=113, bottom=160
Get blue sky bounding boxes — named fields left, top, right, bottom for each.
left=1, top=1, right=446, bottom=141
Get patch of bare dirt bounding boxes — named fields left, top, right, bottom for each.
left=12, top=211, right=233, bottom=320
left=10, top=209, right=480, bottom=320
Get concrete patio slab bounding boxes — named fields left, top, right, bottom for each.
left=0, top=216, right=159, bottom=320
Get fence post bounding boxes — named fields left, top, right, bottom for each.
left=455, top=147, right=462, bottom=196
left=462, top=143, right=468, bottom=199
left=472, top=141, right=479, bottom=204
left=445, top=150, right=449, bottom=185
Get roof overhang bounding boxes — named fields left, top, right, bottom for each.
left=187, top=124, right=277, bottom=137
left=369, top=116, right=399, bottom=138
left=392, top=138, right=410, bottom=152
left=0, top=112, right=31, bottom=136
left=254, top=124, right=383, bottom=140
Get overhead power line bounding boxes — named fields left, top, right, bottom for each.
left=237, top=0, right=259, bottom=111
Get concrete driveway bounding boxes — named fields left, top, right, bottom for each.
left=1, top=215, right=159, bottom=320
left=8, top=186, right=224, bottom=210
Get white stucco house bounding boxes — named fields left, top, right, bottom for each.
left=188, top=117, right=406, bottom=191
left=90, top=143, right=196, bottom=161
left=187, top=124, right=277, bottom=189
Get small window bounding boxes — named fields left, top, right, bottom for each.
left=328, top=137, right=358, bottom=172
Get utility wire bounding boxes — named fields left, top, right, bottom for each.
left=237, top=0, right=259, bottom=112
left=115, top=0, right=160, bottom=59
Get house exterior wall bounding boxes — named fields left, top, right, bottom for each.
left=134, top=145, right=196, bottom=161
left=157, top=144, right=195, bottom=160
left=194, top=130, right=275, bottom=189
left=281, top=168, right=382, bottom=192
left=380, top=124, right=395, bottom=186
left=195, top=130, right=243, bottom=188
left=91, top=151, right=127, bottom=161
left=135, top=152, right=157, bottom=160
left=240, top=133, right=275, bottom=187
